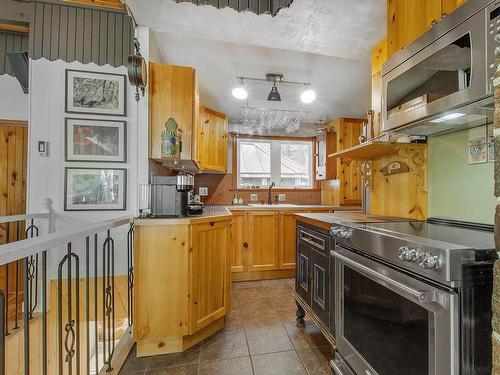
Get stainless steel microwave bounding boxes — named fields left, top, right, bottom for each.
left=381, top=0, right=499, bottom=136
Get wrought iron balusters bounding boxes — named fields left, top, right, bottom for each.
left=127, top=223, right=135, bottom=327
left=102, top=230, right=116, bottom=372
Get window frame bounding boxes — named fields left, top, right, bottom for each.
left=234, top=135, right=317, bottom=190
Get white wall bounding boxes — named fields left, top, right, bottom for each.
left=0, top=74, right=29, bottom=121
left=28, top=58, right=146, bottom=276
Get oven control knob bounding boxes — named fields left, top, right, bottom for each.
left=398, top=247, right=411, bottom=261
left=419, top=254, right=441, bottom=270
left=339, top=230, right=352, bottom=240
left=330, top=226, right=342, bottom=237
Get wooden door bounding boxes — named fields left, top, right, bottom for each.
left=217, top=114, right=228, bottom=172
left=231, top=211, right=247, bottom=273
left=296, top=241, right=311, bottom=303
left=189, top=220, right=231, bottom=333
left=311, top=250, right=330, bottom=328
left=248, top=211, right=279, bottom=271
left=199, top=107, right=227, bottom=172
left=148, top=62, right=195, bottom=160
left=387, top=0, right=442, bottom=57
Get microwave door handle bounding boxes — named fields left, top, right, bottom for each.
left=334, top=251, right=438, bottom=305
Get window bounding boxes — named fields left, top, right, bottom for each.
left=237, top=138, right=313, bottom=189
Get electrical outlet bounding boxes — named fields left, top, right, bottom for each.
left=250, top=193, right=258, bottom=202
left=278, top=194, right=286, bottom=202
left=199, top=187, right=208, bottom=196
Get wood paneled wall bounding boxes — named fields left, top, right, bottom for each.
left=0, top=121, right=28, bottom=224
left=0, top=31, right=29, bottom=77
left=0, top=0, right=133, bottom=74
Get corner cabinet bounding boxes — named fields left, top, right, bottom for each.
left=148, top=63, right=228, bottom=173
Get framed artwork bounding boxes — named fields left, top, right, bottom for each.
left=65, top=70, right=126, bottom=116
left=65, top=118, right=126, bottom=162
left=65, top=167, right=127, bottom=211
left=468, top=126, right=487, bottom=165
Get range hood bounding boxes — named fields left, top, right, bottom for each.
left=7, top=52, right=29, bottom=94
left=381, top=0, right=498, bottom=136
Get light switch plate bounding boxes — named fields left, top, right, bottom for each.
left=199, top=187, right=208, bottom=196
left=37, top=141, right=48, bottom=157
left=250, top=193, right=258, bottom=202
left=278, top=194, right=286, bottom=202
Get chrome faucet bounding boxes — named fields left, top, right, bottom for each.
left=267, top=181, right=276, bottom=205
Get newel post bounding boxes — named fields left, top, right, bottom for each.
left=40, top=198, right=54, bottom=234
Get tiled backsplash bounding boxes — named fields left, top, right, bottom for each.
left=194, top=174, right=321, bottom=205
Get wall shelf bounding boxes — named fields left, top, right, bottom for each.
left=328, top=141, right=426, bottom=161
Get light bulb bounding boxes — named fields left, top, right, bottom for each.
left=301, top=89, right=316, bottom=104
left=232, top=86, right=248, bottom=100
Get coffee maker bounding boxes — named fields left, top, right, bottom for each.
left=150, top=174, right=193, bottom=217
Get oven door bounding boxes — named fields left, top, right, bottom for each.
left=333, top=247, right=459, bottom=375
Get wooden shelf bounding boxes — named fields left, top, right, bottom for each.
left=328, top=141, right=426, bottom=160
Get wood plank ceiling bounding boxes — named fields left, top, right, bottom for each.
left=173, top=0, right=295, bottom=16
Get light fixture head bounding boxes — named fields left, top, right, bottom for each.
left=232, top=79, right=248, bottom=100
left=301, top=88, right=316, bottom=104
left=267, top=82, right=281, bottom=102
left=430, top=113, right=465, bottom=123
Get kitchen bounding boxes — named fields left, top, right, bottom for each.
left=0, top=0, right=497, bottom=375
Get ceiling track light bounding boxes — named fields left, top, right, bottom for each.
left=232, top=74, right=316, bottom=103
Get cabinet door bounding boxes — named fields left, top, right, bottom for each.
left=189, top=220, right=231, bottom=333
left=231, top=211, right=247, bottom=273
left=248, top=211, right=279, bottom=271
left=441, top=0, right=467, bottom=16
left=199, top=107, right=228, bottom=172
left=149, top=62, right=195, bottom=159
left=311, top=250, right=330, bottom=328
left=387, top=0, right=442, bottom=57
left=296, top=241, right=311, bottom=303
left=279, top=211, right=304, bottom=269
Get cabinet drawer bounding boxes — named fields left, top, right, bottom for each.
left=298, top=226, right=331, bottom=256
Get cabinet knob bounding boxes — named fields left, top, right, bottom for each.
left=243, top=242, right=248, bottom=248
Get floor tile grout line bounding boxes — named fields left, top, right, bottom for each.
left=238, top=289, right=256, bottom=375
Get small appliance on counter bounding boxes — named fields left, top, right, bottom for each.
left=150, top=174, right=193, bottom=217
left=187, top=192, right=204, bottom=216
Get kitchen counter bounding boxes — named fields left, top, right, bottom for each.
left=294, top=212, right=397, bottom=230
left=135, top=204, right=362, bottom=226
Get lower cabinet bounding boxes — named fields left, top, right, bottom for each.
left=134, top=218, right=232, bottom=356
left=230, top=208, right=333, bottom=281
left=295, top=223, right=333, bottom=330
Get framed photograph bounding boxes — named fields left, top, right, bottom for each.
left=65, top=167, right=127, bottom=211
left=65, top=70, right=127, bottom=116
left=65, top=118, right=127, bottom=162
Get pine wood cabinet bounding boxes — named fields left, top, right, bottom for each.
left=230, top=208, right=333, bottom=281
left=196, top=106, right=228, bottom=173
left=189, top=220, right=231, bottom=333
left=387, top=0, right=468, bottom=57
left=321, top=118, right=363, bottom=207
left=149, top=62, right=199, bottom=160
left=148, top=63, right=228, bottom=172
left=248, top=210, right=280, bottom=271
left=134, top=218, right=231, bottom=356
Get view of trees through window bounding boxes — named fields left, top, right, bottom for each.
left=238, top=139, right=312, bottom=188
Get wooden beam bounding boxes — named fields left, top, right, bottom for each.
left=0, top=23, right=29, bottom=34
left=61, top=0, right=125, bottom=10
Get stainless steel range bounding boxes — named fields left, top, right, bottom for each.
left=329, top=218, right=497, bottom=375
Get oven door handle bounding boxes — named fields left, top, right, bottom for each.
left=334, top=251, right=440, bottom=305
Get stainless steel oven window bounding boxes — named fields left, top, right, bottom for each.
left=313, top=263, right=326, bottom=309
left=334, top=248, right=460, bottom=375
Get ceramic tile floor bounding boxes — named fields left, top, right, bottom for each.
left=120, top=278, right=332, bottom=375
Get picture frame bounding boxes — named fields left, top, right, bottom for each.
left=65, top=167, right=127, bottom=211
left=65, top=118, right=127, bottom=162
left=65, top=70, right=127, bottom=116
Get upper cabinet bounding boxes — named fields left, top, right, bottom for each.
left=387, top=0, right=468, bottom=57
left=149, top=62, right=199, bottom=161
left=196, top=107, right=229, bottom=173
left=148, top=62, right=228, bottom=173
left=315, top=131, right=337, bottom=180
